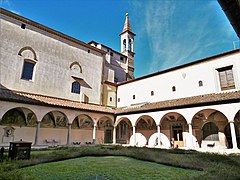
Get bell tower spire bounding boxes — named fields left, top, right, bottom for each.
left=119, top=13, right=135, bottom=80
left=122, top=13, right=132, bottom=33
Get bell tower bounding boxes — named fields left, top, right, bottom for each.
left=119, top=13, right=135, bottom=80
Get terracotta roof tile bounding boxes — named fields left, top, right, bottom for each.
left=1, top=89, right=239, bottom=115
left=0, top=89, right=115, bottom=114
left=116, top=90, right=240, bottom=115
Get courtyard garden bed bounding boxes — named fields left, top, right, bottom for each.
left=0, top=145, right=239, bottom=179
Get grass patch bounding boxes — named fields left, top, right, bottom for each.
left=17, top=156, right=204, bottom=179
left=0, top=145, right=239, bottom=179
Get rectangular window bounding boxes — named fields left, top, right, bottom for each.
left=151, top=91, right=154, bottom=96
left=21, top=24, right=26, bottom=29
left=133, top=95, right=135, bottom=99
left=21, top=61, right=35, bottom=80
left=217, top=66, right=235, bottom=91
left=118, top=98, right=120, bottom=102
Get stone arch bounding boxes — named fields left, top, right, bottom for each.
left=224, top=110, right=240, bottom=149
left=39, top=110, right=69, bottom=145
left=41, top=110, right=68, bottom=128
left=97, top=116, right=114, bottom=144
left=192, top=109, right=229, bottom=149
left=97, top=116, right=114, bottom=128
left=135, top=115, right=157, bottom=146
left=115, top=117, right=132, bottom=144
left=71, top=114, right=94, bottom=145
left=71, top=114, right=94, bottom=129
left=0, top=107, right=37, bottom=143
left=115, top=117, right=133, bottom=127
left=70, top=61, right=82, bottom=73
left=202, top=122, right=219, bottom=141
left=160, top=112, right=188, bottom=148
left=18, top=46, right=37, bottom=60
left=1, top=107, right=37, bottom=127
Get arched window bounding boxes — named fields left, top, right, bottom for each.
left=202, top=122, right=219, bottom=141
left=18, top=47, right=37, bottom=81
left=123, top=39, right=126, bottom=51
left=172, top=86, right=176, bottom=92
left=128, top=39, right=132, bottom=51
left=70, top=62, right=82, bottom=74
left=71, top=81, right=81, bottom=94
left=21, top=60, right=35, bottom=80
left=199, top=80, right=203, bottom=87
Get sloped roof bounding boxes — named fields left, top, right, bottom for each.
left=0, top=89, right=114, bottom=114
left=116, top=90, right=240, bottom=115
left=1, top=89, right=239, bottom=116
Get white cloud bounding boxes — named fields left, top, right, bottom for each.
left=0, top=0, right=11, bottom=6
left=10, top=9, right=20, bottom=15
left=0, top=0, right=20, bottom=15
left=131, top=0, right=236, bottom=75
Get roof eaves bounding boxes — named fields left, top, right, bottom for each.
left=118, top=49, right=240, bottom=86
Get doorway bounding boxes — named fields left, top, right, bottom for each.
left=172, top=125, right=184, bottom=147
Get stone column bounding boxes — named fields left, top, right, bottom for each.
left=229, top=121, right=238, bottom=149
left=34, top=121, right=40, bottom=146
left=157, top=124, right=161, bottom=147
left=93, top=124, right=97, bottom=144
left=67, top=123, right=71, bottom=145
left=113, top=126, right=116, bottom=144
left=188, top=123, right=193, bottom=148
left=133, top=126, right=136, bottom=146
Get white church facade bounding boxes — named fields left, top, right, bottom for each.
left=0, top=8, right=239, bottom=152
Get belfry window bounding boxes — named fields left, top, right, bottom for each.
left=128, top=39, right=132, bottom=51
left=217, top=65, right=235, bottom=91
left=71, top=81, right=81, bottom=94
left=123, top=39, right=126, bottom=51
left=21, top=60, right=35, bottom=80
left=199, top=80, right=203, bottom=87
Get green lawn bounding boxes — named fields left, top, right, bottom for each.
left=18, top=156, right=204, bottom=179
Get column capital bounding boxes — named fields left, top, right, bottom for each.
left=229, top=120, right=235, bottom=124
left=157, top=123, right=161, bottom=126
left=188, top=123, right=192, bottom=125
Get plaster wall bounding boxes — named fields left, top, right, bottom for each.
left=0, top=15, right=103, bottom=104
left=0, top=126, right=35, bottom=146
left=117, top=52, right=240, bottom=107
left=38, top=128, right=68, bottom=145
left=102, top=84, right=116, bottom=107
left=71, top=129, right=93, bottom=144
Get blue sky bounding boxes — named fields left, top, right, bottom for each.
left=0, top=0, right=238, bottom=78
